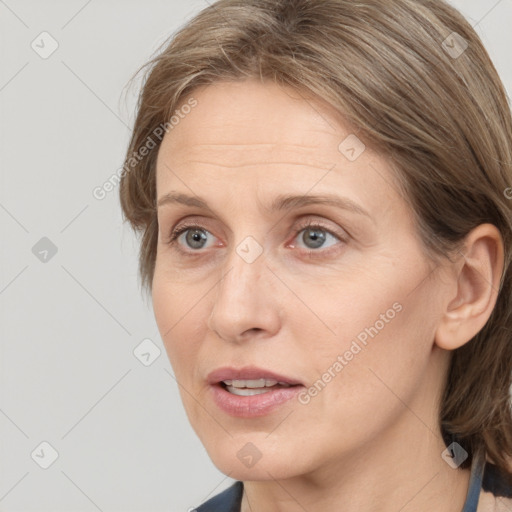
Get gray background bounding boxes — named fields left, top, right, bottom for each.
left=0, top=1, right=511, bottom=510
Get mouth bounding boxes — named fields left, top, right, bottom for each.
left=207, top=366, right=304, bottom=417
left=220, top=378, right=296, bottom=396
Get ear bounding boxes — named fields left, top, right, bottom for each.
left=435, top=223, right=505, bottom=351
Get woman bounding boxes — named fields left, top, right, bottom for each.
left=119, top=0, right=512, bottom=510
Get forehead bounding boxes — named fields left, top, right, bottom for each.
left=154, top=80, right=406, bottom=223
left=157, top=79, right=364, bottom=169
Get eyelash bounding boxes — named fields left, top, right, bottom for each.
left=166, top=220, right=346, bottom=256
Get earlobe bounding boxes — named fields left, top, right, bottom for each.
left=434, top=223, right=505, bottom=351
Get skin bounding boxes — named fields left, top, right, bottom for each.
left=152, top=79, right=504, bottom=512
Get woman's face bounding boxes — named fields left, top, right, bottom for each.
left=153, top=79, right=453, bottom=480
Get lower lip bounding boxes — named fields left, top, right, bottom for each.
left=210, top=383, right=303, bottom=418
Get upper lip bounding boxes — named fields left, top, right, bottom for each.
left=207, top=366, right=303, bottom=386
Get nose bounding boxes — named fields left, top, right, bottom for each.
left=207, top=247, right=281, bottom=343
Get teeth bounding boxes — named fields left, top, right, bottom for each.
left=223, top=379, right=279, bottom=388
left=226, top=386, right=272, bottom=396
left=221, top=378, right=293, bottom=396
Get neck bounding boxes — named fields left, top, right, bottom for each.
left=240, top=414, right=471, bottom=512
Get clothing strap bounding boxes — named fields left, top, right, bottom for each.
left=461, top=449, right=485, bottom=512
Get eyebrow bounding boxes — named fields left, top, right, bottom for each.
left=157, top=192, right=371, bottom=219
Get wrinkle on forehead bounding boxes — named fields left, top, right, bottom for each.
left=164, top=80, right=351, bottom=144
left=167, top=142, right=341, bottom=171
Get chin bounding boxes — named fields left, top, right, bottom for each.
left=203, top=436, right=311, bottom=481
left=213, top=455, right=301, bottom=482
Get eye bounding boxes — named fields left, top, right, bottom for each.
left=168, top=225, right=217, bottom=250
left=292, top=222, right=343, bottom=251
left=166, top=220, right=346, bottom=255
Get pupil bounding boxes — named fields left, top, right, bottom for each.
left=186, top=229, right=207, bottom=248
left=303, top=228, right=325, bottom=249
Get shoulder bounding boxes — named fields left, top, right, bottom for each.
left=477, top=490, right=512, bottom=511
left=194, top=481, right=244, bottom=512
left=477, top=461, right=512, bottom=512
left=483, top=461, right=512, bottom=497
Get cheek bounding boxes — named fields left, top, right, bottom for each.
left=151, top=271, right=203, bottom=374
left=292, top=255, right=437, bottom=407
left=287, top=268, right=403, bottom=369
left=285, top=315, right=433, bottom=464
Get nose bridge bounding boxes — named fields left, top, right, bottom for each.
left=216, top=240, right=266, bottom=306
left=208, top=237, right=278, bottom=340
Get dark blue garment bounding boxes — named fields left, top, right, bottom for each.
left=195, top=481, right=243, bottom=512
left=195, top=452, right=511, bottom=512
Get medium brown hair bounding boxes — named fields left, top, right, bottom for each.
left=119, top=0, right=512, bottom=481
